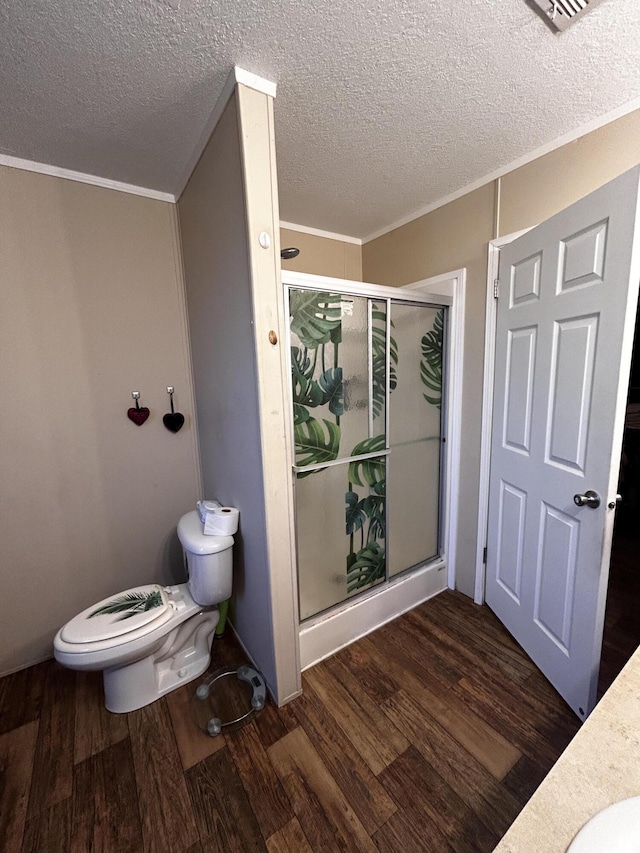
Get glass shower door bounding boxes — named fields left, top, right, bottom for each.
left=288, top=289, right=387, bottom=620
left=287, top=286, right=446, bottom=622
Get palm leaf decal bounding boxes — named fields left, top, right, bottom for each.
left=292, top=375, right=323, bottom=425
left=88, top=590, right=163, bottom=621
left=347, top=542, right=386, bottom=592
left=318, top=367, right=343, bottom=417
left=361, top=493, right=385, bottom=540
left=291, top=345, right=314, bottom=380
left=348, top=435, right=386, bottom=488
left=420, top=308, right=444, bottom=409
left=291, top=345, right=323, bottom=425
left=289, top=291, right=342, bottom=349
left=371, top=305, right=398, bottom=419
left=345, top=490, right=367, bottom=535
left=294, top=417, right=340, bottom=475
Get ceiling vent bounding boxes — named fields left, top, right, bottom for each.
left=528, top=0, right=607, bottom=31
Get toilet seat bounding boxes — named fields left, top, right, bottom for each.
left=61, top=584, right=172, bottom=644
left=55, top=584, right=202, bottom=655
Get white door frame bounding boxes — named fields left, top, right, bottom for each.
left=474, top=230, right=531, bottom=604
left=283, top=269, right=464, bottom=669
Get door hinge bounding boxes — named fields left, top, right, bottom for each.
left=483, top=546, right=487, bottom=564
left=493, top=279, right=500, bottom=299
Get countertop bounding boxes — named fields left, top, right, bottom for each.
left=494, top=647, right=640, bottom=852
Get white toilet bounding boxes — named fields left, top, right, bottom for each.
left=53, top=510, right=233, bottom=713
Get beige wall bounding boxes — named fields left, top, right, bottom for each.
left=500, top=110, right=640, bottom=236
left=363, top=109, right=640, bottom=597
left=280, top=227, right=362, bottom=280
left=364, top=185, right=495, bottom=597
left=1, top=167, right=201, bottom=674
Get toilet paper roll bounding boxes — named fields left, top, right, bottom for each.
left=203, top=506, right=239, bottom=536
left=197, top=499, right=221, bottom=523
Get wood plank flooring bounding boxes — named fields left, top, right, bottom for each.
left=599, top=528, right=640, bottom=699
left=1, top=590, right=585, bottom=852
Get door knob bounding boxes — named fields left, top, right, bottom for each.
left=573, top=490, right=601, bottom=509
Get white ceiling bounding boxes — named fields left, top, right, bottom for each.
left=1, top=0, right=639, bottom=240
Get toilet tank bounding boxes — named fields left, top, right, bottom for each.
left=177, top=511, right=234, bottom=606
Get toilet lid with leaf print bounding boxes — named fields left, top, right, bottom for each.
left=60, top=584, right=171, bottom=644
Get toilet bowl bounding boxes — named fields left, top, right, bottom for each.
left=53, top=510, right=234, bottom=713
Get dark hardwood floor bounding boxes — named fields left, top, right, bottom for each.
left=599, top=526, right=640, bottom=699
left=1, top=590, right=585, bottom=852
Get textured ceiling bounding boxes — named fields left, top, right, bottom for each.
left=1, top=0, right=639, bottom=239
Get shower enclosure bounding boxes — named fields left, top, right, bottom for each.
left=284, top=273, right=451, bottom=636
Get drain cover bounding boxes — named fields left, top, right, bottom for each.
left=191, top=665, right=266, bottom=736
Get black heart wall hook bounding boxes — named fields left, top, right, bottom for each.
left=127, top=392, right=150, bottom=426
left=163, top=386, right=185, bottom=433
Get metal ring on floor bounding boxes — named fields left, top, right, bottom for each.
left=194, top=665, right=266, bottom=737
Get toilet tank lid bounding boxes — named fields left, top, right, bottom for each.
left=177, top=510, right=234, bottom=555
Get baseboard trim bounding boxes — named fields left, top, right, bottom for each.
left=299, top=561, right=447, bottom=671
left=0, top=652, right=53, bottom=679
left=224, top=620, right=302, bottom=707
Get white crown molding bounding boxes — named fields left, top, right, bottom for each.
left=175, top=65, right=277, bottom=201
left=0, top=153, right=176, bottom=202
left=280, top=220, right=363, bottom=245
left=363, top=94, right=640, bottom=244
left=3, top=83, right=635, bottom=232
left=0, top=65, right=277, bottom=205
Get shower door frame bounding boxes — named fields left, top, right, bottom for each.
left=281, top=270, right=465, bottom=670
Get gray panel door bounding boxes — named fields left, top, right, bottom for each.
left=486, top=166, right=640, bottom=719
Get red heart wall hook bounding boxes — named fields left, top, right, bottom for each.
left=163, top=386, right=185, bottom=433
left=127, top=391, right=150, bottom=426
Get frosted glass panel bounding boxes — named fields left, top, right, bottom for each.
left=296, top=458, right=386, bottom=620
left=388, top=439, right=440, bottom=574
left=289, top=289, right=381, bottom=468
left=388, top=303, right=443, bottom=576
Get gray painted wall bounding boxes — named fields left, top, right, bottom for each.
left=178, top=94, right=278, bottom=692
